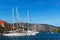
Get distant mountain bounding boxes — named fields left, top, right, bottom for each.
left=14, top=23, right=60, bottom=32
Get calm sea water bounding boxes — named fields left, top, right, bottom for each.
left=0, top=33, right=60, bottom=40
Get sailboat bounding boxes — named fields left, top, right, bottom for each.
left=3, top=7, right=39, bottom=36
left=3, top=8, right=27, bottom=36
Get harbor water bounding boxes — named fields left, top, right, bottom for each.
left=0, top=33, right=60, bottom=40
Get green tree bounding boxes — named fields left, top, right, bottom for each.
left=0, top=24, right=5, bottom=33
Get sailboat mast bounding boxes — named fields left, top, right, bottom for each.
left=16, top=7, right=23, bottom=30
left=16, top=7, right=19, bottom=27
left=12, top=8, right=14, bottom=29
left=27, top=9, right=30, bottom=30
left=33, top=20, right=36, bottom=32
left=16, top=7, right=20, bottom=22
left=35, top=24, right=36, bottom=32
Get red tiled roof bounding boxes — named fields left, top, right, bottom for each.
left=0, top=20, right=16, bottom=30
left=0, top=20, right=8, bottom=24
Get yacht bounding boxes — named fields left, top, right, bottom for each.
left=3, top=7, right=39, bottom=36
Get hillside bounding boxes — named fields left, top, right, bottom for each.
left=0, top=20, right=60, bottom=32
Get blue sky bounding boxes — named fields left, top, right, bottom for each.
left=0, top=0, right=60, bottom=26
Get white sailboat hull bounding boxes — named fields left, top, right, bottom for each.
left=3, top=33, right=26, bottom=36
left=3, top=32, right=39, bottom=36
